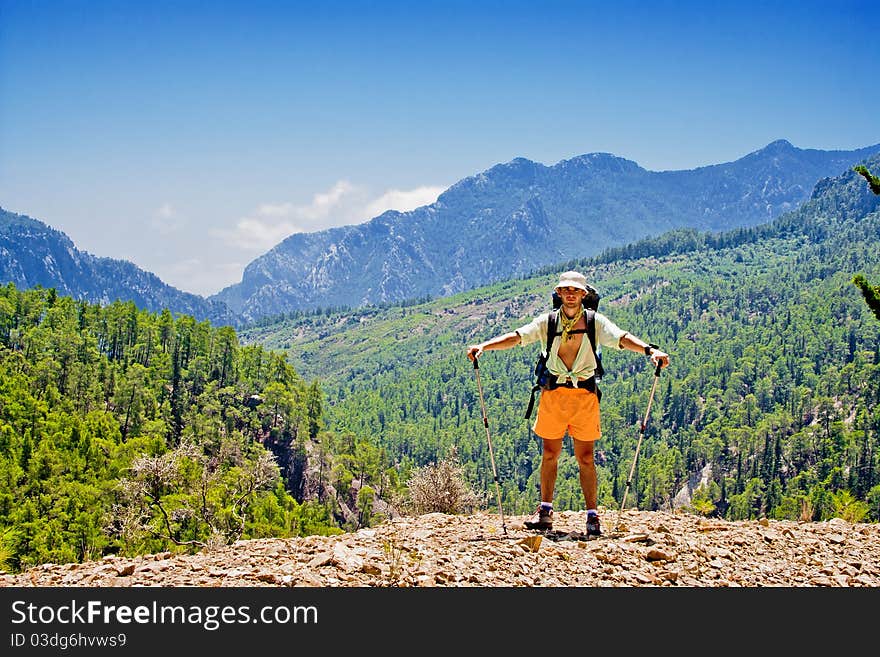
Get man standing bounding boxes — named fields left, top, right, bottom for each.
left=466, top=271, right=669, bottom=535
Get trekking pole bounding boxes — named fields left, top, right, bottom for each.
left=615, top=361, right=663, bottom=532
left=472, top=356, right=508, bottom=535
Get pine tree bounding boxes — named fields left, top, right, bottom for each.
left=854, top=165, right=880, bottom=195
left=851, top=166, right=880, bottom=320
left=853, top=274, right=880, bottom=322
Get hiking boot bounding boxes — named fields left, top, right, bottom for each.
left=524, top=506, right=553, bottom=530
left=586, top=512, right=601, bottom=537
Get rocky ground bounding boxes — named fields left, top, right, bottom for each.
left=2, top=509, right=879, bottom=587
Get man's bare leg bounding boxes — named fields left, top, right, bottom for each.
left=540, top=438, right=563, bottom=503
left=573, top=439, right=597, bottom=510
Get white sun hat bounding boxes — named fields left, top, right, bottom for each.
left=556, top=271, right=588, bottom=291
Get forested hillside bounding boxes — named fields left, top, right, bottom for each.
left=242, top=156, right=880, bottom=524
left=0, top=290, right=356, bottom=571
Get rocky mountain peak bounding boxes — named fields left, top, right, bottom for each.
left=762, top=138, right=797, bottom=153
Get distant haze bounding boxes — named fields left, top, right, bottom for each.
left=1, top=0, right=877, bottom=295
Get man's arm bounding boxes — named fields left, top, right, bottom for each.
left=619, top=333, right=670, bottom=369
left=466, top=331, right=522, bottom=361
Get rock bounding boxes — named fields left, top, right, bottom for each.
left=307, top=552, right=334, bottom=568
left=517, top=536, right=542, bottom=552
left=645, top=548, right=673, bottom=562
left=1, top=510, right=879, bottom=588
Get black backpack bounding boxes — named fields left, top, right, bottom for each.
left=525, top=284, right=603, bottom=419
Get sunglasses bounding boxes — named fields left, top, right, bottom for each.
left=556, top=287, right=583, bottom=294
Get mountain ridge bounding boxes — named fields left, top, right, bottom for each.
left=2, top=140, right=878, bottom=327
left=0, top=208, right=238, bottom=326
left=213, top=139, right=880, bottom=321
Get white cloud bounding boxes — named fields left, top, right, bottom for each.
left=151, top=203, right=185, bottom=234
left=297, top=180, right=358, bottom=222
left=216, top=215, right=300, bottom=251
left=254, top=202, right=295, bottom=217
left=213, top=180, right=446, bottom=252
left=212, top=180, right=362, bottom=251
left=364, top=185, right=445, bottom=219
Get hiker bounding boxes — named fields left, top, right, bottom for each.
left=466, top=270, right=669, bottom=535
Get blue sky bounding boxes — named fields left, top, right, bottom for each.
left=2, top=0, right=879, bottom=296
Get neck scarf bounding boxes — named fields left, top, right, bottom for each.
left=558, top=306, right=583, bottom=342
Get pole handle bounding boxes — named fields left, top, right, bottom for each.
left=473, top=356, right=479, bottom=370
left=654, top=361, right=662, bottom=377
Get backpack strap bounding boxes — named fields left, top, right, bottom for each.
left=585, top=309, right=604, bottom=381
left=525, top=311, right=558, bottom=420
left=525, top=382, right=539, bottom=420
left=545, top=309, right=558, bottom=358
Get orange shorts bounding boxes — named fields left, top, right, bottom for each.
left=533, top=386, right=601, bottom=442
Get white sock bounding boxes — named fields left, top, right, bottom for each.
left=587, top=508, right=598, bottom=517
